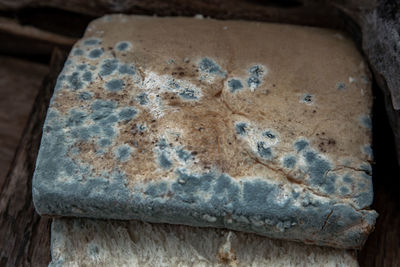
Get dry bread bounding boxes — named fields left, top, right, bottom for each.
left=50, top=218, right=358, bottom=267
left=33, top=15, right=377, bottom=248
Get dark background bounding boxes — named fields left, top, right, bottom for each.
left=0, top=0, right=399, bottom=266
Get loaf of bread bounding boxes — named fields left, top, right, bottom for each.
left=33, top=15, right=377, bottom=248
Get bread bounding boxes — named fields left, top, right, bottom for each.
left=50, top=218, right=358, bottom=266
left=33, top=15, right=377, bottom=249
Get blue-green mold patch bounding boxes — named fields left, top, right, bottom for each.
left=91, top=100, right=117, bottom=120
left=157, top=138, right=168, bottom=150
left=263, top=130, right=276, bottom=139
left=294, top=139, right=309, bottom=152
left=362, top=145, right=373, bottom=159
left=118, top=107, right=137, bottom=121
left=99, top=59, right=119, bottom=76
left=77, top=64, right=87, bottom=71
left=360, top=115, right=372, bottom=129
left=301, top=94, right=313, bottom=104
left=83, top=38, right=101, bottom=46
left=257, top=142, right=273, bottom=160
left=343, top=174, right=353, bottom=184
left=340, top=186, right=350, bottom=195
left=73, top=48, right=84, bottom=56
left=360, top=163, right=372, bottom=175
left=179, top=88, right=198, bottom=100
left=98, top=138, right=112, bottom=147
left=177, top=148, right=192, bottom=162
left=88, top=48, right=104, bottom=59
left=67, top=72, right=84, bottom=90
left=118, top=64, right=135, bottom=75
left=283, top=155, right=296, bottom=169
left=198, top=58, right=226, bottom=77
left=336, top=82, right=346, bottom=90
left=228, top=78, right=243, bottom=92
left=137, top=93, right=149, bottom=105
left=67, top=109, right=87, bottom=127
left=82, top=71, right=92, bottom=82
left=235, top=122, right=247, bottom=135
left=105, top=79, right=124, bottom=92
left=115, top=41, right=131, bottom=51
left=159, top=153, right=172, bottom=169
left=303, top=150, right=335, bottom=193
left=114, top=144, right=132, bottom=162
left=247, top=65, right=264, bottom=89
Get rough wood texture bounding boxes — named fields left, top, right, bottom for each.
left=357, top=82, right=400, bottom=266
left=0, top=0, right=344, bottom=28
left=0, top=49, right=67, bottom=267
left=0, top=17, right=74, bottom=61
left=0, top=56, right=48, bottom=180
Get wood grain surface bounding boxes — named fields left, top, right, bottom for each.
left=0, top=56, right=47, bottom=180
left=0, top=49, right=67, bottom=267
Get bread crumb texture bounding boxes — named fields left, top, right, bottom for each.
left=50, top=218, right=358, bottom=267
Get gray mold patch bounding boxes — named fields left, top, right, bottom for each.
left=100, top=59, right=119, bottom=76
left=283, top=155, right=297, bottom=169
left=135, top=169, right=377, bottom=248
left=73, top=48, right=84, bottom=56
left=177, top=148, right=192, bottom=162
left=263, top=130, right=276, bottom=139
left=67, top=72, right=84, bottom=90
left=294, top=139, right=309, bottom=152
left=77, top=64, right=87, bottom=71
left=88, top=48, right=104, bottom=59
left=118, top=64, right=135, bottom=75
left=235, top=122, right=247, bottom=135
left=198, top=57, right=226, bottom=77
left=82, top=71, right=93, bottom=82
left=115, top=41, right=132, bottom=51
left=257, top=142, right=273, bottom=160
left=83, top=38, right=101, bottom=46
left=33, top=109, right=133, bottom=218
left=137, top=93, right=149, bottom=105
left=228, top=78, right=244, bottom=93
left=114, top=144, right=132, bottom=162
left=336, top=82, right=347, bottom=91
left=159, top=153, right=172, bottom=169
left=105, top=79, right=125, bottom=92
left=303, top=150, right=337, bottom=194
left=360, top=115, right=372, bottom=129
left=362, top=145, right=373, bottom=160
left=118, top=107, right=138, bottom=121
left=247, top=65, right=265, bottom=90
left=179, top=88, right=198, bottom=100
left=301, top=94, right=314, bottom=104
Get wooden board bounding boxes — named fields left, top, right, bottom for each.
left=0, top=49, right=67, bottom=267
left=0, top=56, right=48, bottom=180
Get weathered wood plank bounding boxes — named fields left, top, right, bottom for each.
left=0, top=17, right=75, bottom=60
left=0, top=56, right=48, bottom=180
left=0, top=49, right=67, bottom=267
left=357, top=82, right=400, bottom=266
